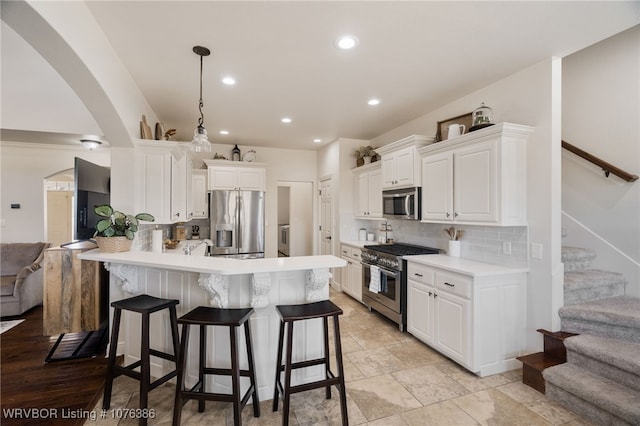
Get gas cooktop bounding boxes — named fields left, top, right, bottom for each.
left=363, top=243, right=439, bottom=256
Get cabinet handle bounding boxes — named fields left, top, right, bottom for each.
left=444, top=282, right=455, bottom=287
left=428, top=291, right=432, bottom=297
left=454, top=212, right=459, bottom=218
left=175, top=212, right=180, bottom=217
left=446, top=212, right=450, bottom=218
left=434, top=293, right=438, bottom=298
left=414, top=273, right=423, bottom=277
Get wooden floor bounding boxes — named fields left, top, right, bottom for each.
left=1, top=306, right=108, bottom=425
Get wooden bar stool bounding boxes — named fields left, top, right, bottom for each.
left=103, top=294, right=180, bottom=426
left=272, top=300, right=348, bottom=426
left=173, top=306, right=260, bottom=426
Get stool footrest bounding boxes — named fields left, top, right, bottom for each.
left=181, top=385, right=256, bottom=406
left=149, top=348, right=176, bottom=363
left=149, top=370, right=178, bottom=392
left=277, top=357, right=329, bottom=373
left=204, top=367, right=253, bottom=378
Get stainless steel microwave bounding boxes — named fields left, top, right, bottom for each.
left=382, top=187, right=421, bottom=220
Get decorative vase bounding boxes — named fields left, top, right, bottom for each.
left=94, top=236, right=133, bottom=253
left=448, top=240, right=461, bottom=257
left=363, top=156, right=372, bottom=164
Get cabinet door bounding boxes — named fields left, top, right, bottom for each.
left=209, top=167, right=237, bottom=190
left=137, top=149, right=172, bottom=222
left=422, top=152, right=453, bottom=221
left=350, top=260, right=363, bottom=302
left=382, top=155, right=396, bottom=187
left=394, top=147, right=415, bottom=187
left=407, top=280, right=434, bottom=344
left=171, top=154, right=188, bottom=222
left=435, top=290, right=470, bottom=366
left=190, top=171, right=208, bottom=218
left=341, top=257, right=353, bottom=294
left=454, top=140, right=498, bottom=222
left=368, top=168, right=383, bottom=218
left=356, top=173, right=370, bottom=217
left=237, top=167, right=266, bottom=191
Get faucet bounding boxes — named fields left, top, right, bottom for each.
left=183, top=239, right=214, bottom=256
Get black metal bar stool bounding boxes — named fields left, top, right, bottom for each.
left=272, top=300, right=348, bottom=426
left=103, top=294, right=180, bottom=426
left=173, top=306, right=260, bottom=426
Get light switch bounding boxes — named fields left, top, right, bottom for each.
left=531, top=243, right=543, bottom=259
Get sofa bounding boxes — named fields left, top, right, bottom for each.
left=1, top=242, right=51, bottom=317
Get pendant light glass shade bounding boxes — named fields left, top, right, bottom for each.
left=190, top=46, right=212, bottom=152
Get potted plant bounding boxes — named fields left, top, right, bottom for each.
left=353, top=146, right=377, bottom=166
left=93, top=205, right=155, bottom=252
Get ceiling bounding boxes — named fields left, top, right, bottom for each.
left=2, top=1, right=638, bottom=150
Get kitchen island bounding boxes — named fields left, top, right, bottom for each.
left=78, top=249, right=346, bottom=400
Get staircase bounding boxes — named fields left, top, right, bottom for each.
left=540, top=246, right=640, bottom=425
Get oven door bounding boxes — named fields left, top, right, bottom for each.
left=362, top=262, right=401, bottom=314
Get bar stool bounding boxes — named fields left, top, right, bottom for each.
left=173, top=306, right=260, bottom=426
left=272, top=300, right=348, bottom=426
left=103, top=294, right=180, bottom=426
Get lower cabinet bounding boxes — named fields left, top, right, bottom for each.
left=407, top=257, right=526, bottom=377
left=340, top=244, right=363, bottom=302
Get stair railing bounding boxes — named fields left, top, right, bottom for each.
left=562, top=140, right=638, bottom=182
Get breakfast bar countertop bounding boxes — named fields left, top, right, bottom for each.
left=77, top=249, right=346, bottom=275
left=404, top=254, right=529, bottom=276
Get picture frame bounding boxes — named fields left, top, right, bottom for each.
left=435, top=112, right=473, bottom=142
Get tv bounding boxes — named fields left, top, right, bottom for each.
left=74, top=158, right=110, bottom=240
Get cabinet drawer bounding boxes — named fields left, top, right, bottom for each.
left=407, top=262, right=435, bottom=286
left=340, top=245, right=352, bottom=258
left=436, top=271, right=471, bottom=299
left=351, top=248, right=362, bottom=261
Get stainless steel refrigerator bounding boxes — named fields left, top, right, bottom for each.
left=208, top=190, right=265, bottom=258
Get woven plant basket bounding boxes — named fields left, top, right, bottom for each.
left=94, top=236, right=133, bottom=253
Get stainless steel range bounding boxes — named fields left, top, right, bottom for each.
left=361, top=243, right=439, bottom=331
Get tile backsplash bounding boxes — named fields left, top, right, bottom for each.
left=353, top=219, right=528, bottom=268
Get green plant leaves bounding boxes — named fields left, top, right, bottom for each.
left=92, top=205, right=155, bottom=239
left=135, top=213, right=155, bottom=222
left=94, top=205, right=113, bottom=217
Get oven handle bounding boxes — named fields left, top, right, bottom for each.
left=405, top=195, right=411, bottom=217
left=362, top=262, right=398, bottom=278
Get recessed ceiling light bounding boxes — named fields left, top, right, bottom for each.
left=219, top=130, right=229, bottom=135
left=368, top=98, right=380, bottom=106
left=336, top=35, right=359, bottom=50
left=222, top=76, right=236, bottom=86
left=313, top=139, right=322, bottom=143
left=281, top=117, right=292, bottom=124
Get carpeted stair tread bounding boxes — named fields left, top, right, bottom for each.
left=560, top=296, right=640, bottom=343
left=543, top=363, right=640, bottom=425
left=564, top=335, right=640, bottom=392
left=562, top=247, right=596, bottom=272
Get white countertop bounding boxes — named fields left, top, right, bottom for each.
left=340, top=240, right=378, bottom=248
left=78, top=249, right=346, bottom=275
left=405, top=254, right=528, bottom=277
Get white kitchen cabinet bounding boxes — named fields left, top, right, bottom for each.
left=340, top=244, right=364, bottom=303
left=190, top=170, right=208, bottom=219
left=353, top=163, right=383, bottom=219
left=376, top=135, right=434, bottom=190
left=135, top=141, right=191, bottom=223
left=406, top=255, right=527, bottom=377
left=204, top=160, right=266, bottom=191
left=419, top=122, right=532, bottom=226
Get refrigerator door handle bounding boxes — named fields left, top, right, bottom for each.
left=236, top=193, right=242, bottom=252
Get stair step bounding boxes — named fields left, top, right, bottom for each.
left=562, top=246, right=596, bottom=272
left=564, top=270, right=626, bottom=305
left=565, top=334, right=640, bottom=393
left=517, top=352, right=564, bottom=393
left=537, top=329, right=577, bottom=362
left=543, top=363, right=640, bottom=425
left=560, top=296, right=640, bottom=343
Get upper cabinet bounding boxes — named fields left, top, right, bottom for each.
left=204, top=160, right=266, bottom=191
left=376, top=135, right=434, bottom=189
left=135, top=140, right=191, bottom=223
left=352, top=162, right=383, bottom=219
left=419, top=123, right=533, bottom=226
left=190, top=170, right=208, bottom=219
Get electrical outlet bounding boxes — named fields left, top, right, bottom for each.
left=502, top=241, right=512, bottom=255
left=531, top=243, right=543, bottom=259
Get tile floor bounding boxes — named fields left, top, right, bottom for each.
left=92, top=289, right=593, bottom=425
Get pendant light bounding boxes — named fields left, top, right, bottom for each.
left=190, top=45, right=212, bottom=152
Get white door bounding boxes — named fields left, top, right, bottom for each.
left=47, top=191, right=72, bottom=246
left=319, top=177, right=333, bottom=256
left=422, top=152, right=454, bottom=221
left=454, top=140, right=498, bottom=222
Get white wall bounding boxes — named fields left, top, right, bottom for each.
left=562, top=26, right=640, bottom=296
left=0, top=141, right=110, bottom=243
left=369, top=58, right=563, bottom=351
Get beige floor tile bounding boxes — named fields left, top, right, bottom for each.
left=346, top=347, right=407, bottom=377
left=435, top=361, right=512, bottom=393
left=289, top=387, right=367, bottom=426
left=497, top=381, right=579, bottom=425
left=342, top=357, right=366, bottom=382
left=347, top=374, right=422, bottom=421
left=385, top=340, right=446, bottom=368
left=348, top=327, right=404, bottom=350
left=392, top=365, right=469, bottom=406
left=366, top=413, right=409, bottom=425
left=402, top=400, right=479, bottom=426
left=452, top=388, right=550, bottom=426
